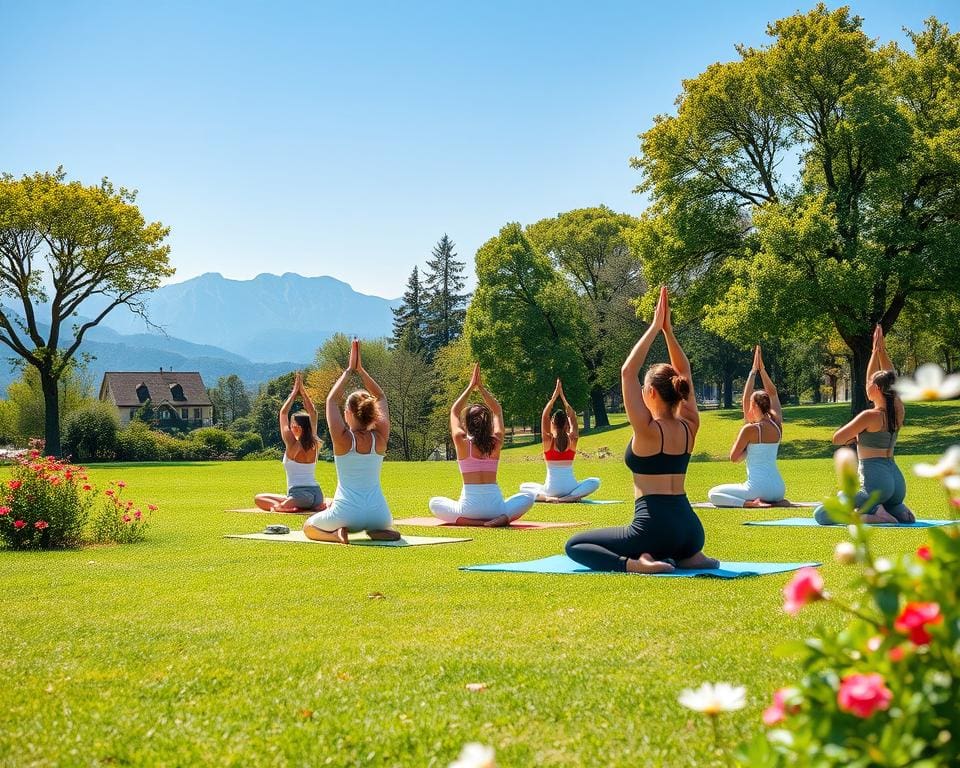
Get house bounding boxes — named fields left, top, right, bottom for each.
left=99, top=370, right=214, bottom=429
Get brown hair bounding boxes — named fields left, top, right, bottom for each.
left=290, top=411, right=317, bottom=454
left=551, top=410, right=569, bottom=453
left=465, top=404, right=497, bottom=456
left=644, top=363, right=690, bottom=411
left=871, top=370, right=899, bottom=433
left=751, top=390, right=773, bottom=417
left=346, top=389, right=379, bottom=429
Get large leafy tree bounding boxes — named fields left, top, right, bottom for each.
left=209, top=374, right=251, bottom=426
left=0, top=169, right=173, bottom=453
left=527, top=206, right=645, bottom=426
left=464, top=223, right=588, bottom=427
left=633, top=7, right=960, bottom=412
left=422, top=234, right=469, bottom=358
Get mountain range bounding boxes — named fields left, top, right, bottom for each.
left=0, top=272, right=401, bottom=392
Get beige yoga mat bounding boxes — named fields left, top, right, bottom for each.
left=226, top=508, right=311, bottom=515
left=225, top=531, right=471, bottom=547
left=692, top=501, right=819, bottom=509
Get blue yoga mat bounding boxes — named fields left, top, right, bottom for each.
left=461, top=554, right=820, bottom=578
left=744, top=517, right=959, bottom=528
left=578, top=499, right=624, bottom=505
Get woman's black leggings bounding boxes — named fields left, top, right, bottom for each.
left=565, top=494, right=705, bottom=572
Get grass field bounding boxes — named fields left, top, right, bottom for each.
left=2, top=402, right=958, bottom=767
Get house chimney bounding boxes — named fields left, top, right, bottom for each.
left=160, top=366, right=163, bottom=372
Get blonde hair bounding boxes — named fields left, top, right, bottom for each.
left=346, top=389, right=378, bottom=428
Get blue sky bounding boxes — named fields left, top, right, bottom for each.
left=2, top=1, right=957, bottom=298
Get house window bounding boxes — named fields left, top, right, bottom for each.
left=194, top=408, right=202, bottom=420
left=160, top=410, right=171, bottom=420
left=181, top=408, right=189, bottom=419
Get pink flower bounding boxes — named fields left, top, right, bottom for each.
left=148, top=504, right=157, bottom=512
left=782, top=567, right=824, bottom=615
left=0, top=506, right=9, bottom=516
left=762, top=688, right=800, bottom=726
left=894, top=602, right=942, bottom=646
left=8, top=480, right=21, bottom=490
left=134, top=510, right=142, bottom=520
left=13, top=520, right=25, bottom=529
left=888, top=646, right=906, bottom=662
left=116, top=481, right=126, bottom=488
left=122, top=515, right=131, bottom=523
left=29, top=450, right=39, bottom=458
left=34, top=520, right=48, bottom=530
left=837, top=673, right=892, bottom=718
left=916, top=545, right=932, bottom=561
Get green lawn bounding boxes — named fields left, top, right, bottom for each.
left=2, top=402, right=958, bottom=767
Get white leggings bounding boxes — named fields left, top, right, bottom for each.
left=520, top=477, right=601, bottom=500
left=708, top=480, right=786, bottom=508
left=429, top=483, right=535, bottom=523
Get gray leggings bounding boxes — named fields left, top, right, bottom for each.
left=814, top=458, right=909, bottom=524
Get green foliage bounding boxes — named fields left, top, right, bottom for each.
left=209, top=374, right=251, bottom=426
left=62, top=402, right=119, bottom=462
left=87, top=480, right=151, bottom=545
left=115, top=422, right=163, bottom=462
left=0, top=365, right=95, bottom=446
left=188, top=427, right=236, bottom=456
left=421, top=234, right=469, bottom=357
left=233, top=432, right=264, bottom=458
left=391, top=266, right=426, bottom=352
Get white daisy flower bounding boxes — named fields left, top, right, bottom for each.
left=449, top=743, right=495, bottom=768
left=678, top=682, right=747, bottom=714
left=894, top=364, right=960, bottom=401
left=914, top=446, right=960, bottom=478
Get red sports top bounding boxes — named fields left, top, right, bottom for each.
left=544, top=448, right=576, bottom=461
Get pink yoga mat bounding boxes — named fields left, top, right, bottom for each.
left=393, top=516, right=586, bottom=530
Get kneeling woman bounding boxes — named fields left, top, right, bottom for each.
left=520, top=379, right=600, bottom=502
left=813, top=326, right=914, bottom=525
left=708, top=345, right=786, bottom=507
left=566, top=286, right=718, bottom=573
left=303, top=340, right=400, bottom=544
left=428, top=364, right=536, bottom=526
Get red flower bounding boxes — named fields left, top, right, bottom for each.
left=894, top=602, right=943, bottom=645
left=13, top=520, right=25, bottom=529
left=134, top=510, right=142, bottom=520
left=34, top=520, right=48, bottom=530
left=49, top=476, right=62, bottom=486
left=782, top=567, right=824, bottom=615
left=148, top=504, right=158, bottom=512
left=116, top=481, right=126, bottom=488
left=763, top=688, right=800, bottom=726
left=0, top=506, right=9, bottom=516
left=104, top=490, right=114, bottom=496
left=122, top=514, right=132, bottom=523
left=888, top=646, right=906, bottom=662
left=8, top=480, right=22, bottom=490
left=82, top=484, right=92, bottom=491
left=837, top=673, right=893, bottom=718
left=916, top=545, right=932, bottom=561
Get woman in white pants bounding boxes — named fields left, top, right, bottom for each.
left=428, top=364, right=535, bottom=526
left=708, top=345, right=787, bottom=508
left=520, top=378, right=600, bottom=502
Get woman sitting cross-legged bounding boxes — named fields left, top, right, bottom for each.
left=303, top=339, right=401, bottom=544
left=254, top=372, right=326, bottom=513
left=565, top=286, right=718, bottom=573
left=708, top=345, right=787, bottom=508
left=813, top=325, right=915, bottom=525
left=428, top=363, right=536, bottom=527
left=520, top=378, right=600, bottom=503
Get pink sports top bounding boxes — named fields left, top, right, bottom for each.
left=457, top=438, right=499, bottom=474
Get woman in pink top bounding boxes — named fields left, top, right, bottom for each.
left=428, top=363, right=536, bottom=526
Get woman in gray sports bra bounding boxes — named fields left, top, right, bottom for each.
left=814, top=326, right=915, bottom=524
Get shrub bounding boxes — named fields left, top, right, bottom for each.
left=62, top=403, right=119, bottom=462
left=115, top=422, right=161, bottom=462
left=234, top=432, right=263, bottom=457
left=88, top=480, right=152, bottom=545
left=241, top=447, right=284, bottom=462
left=188, top=427, right=237, bottom=459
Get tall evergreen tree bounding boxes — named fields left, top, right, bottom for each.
left=391, top=266, right=425, bottom=351
left=422, top=234, right=469, bottom=357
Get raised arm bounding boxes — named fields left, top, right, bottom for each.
left=621, top=290, right=664, bottom=430
left=755, top=346, right=782, bottom=424
left=876, top=325, right=894, bottom=372
left=541, top=380, right=561, bottom=446
left=355, top=341, right=390, bottom=441
left=559, top=383, right=579, bottom=441
left=742, top=346, right=758, bottom=420
left=476, top=369, right=505, bottom=442
left=660, top=288, right=699, bottom=430
left=278, top=378, right=299, bottom=449
left=450, top=364, right=478, bottom=440
left=325, top=342, right=357, bottom=441
left=294, top=372, right=318, bottom=431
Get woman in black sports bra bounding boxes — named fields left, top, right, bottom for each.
left=565, top=286, right=719, bottom=573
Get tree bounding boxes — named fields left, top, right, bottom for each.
left=632, top=8, right=960, bottom=413
left=209, top=374, right=251, bottom=426
left=382, top=329, right=436, bottom=460
left=0, top=169, right=173, bottom=453
left=62, top=402, right=119, bottom=462
left=0, top=364, right=94, bottom=445
left=422, top=234, right=469, bottom=357
left=526, top=207, right=646, bottom=425
left=391, top=267, right=426, bottom=352
left=464, top=223, right=589, bottom=426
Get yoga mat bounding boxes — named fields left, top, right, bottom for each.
left=393, top=516, right=586, bottom=530
left=226, top=508, right=311, bottom=515
left=226, top=531, right=471, bottom=546
left=461, top=554, right=820, bottom=578
left=692, top=501, right=819, bottom=509
left=744, top=517, right=959, bottom=528
left=576, top=499, right=624, bottom=505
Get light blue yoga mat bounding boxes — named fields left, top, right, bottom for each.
left=461, top=554, right=820, bottom=578
left=744, top=517, right=959, bottom=528
left=578, top=499, right=624, bottom=505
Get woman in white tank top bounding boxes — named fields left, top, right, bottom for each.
left=708, top=346, right=788, bottom=507
left=304, top=339, right=399, bottom=544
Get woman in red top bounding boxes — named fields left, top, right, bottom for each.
left=520, top=379, right=601, bottom=502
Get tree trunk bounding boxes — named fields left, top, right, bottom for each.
left=41, top=370, right=61, bottom=457
left=590, top=387, right=609, bottom=428
left=722, top=370, right=734, bottom=409
left=848, top=335, right=872, bottom=414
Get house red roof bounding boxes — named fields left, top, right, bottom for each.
left=99, top=371, right=212, bottom=408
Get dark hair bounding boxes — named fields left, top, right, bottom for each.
left=872, top=370, right=899, bottom=433
left=346, top=389, right=379, bottom=428
left=644, top=363, right=690, bottom=411
left=465, top=404, right=497, bottom=456
left=552, top=410, right=569, bottom=453
left=291, top=411, right=317, bottom=454
left=751, top=390, right=773, bottom=417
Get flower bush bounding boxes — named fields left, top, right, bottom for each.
left=0, top=451, right=155, bottom=550
left=738, top=446, right=960, bottom=767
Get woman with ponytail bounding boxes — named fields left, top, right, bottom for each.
left=428, top=363, right=536, bottom=526
left=565, top=286, right=718, bottom=573
left=255, top=372, right=326, bottom=512
left=520, top=378, right=600, bottom=502
left=303, top=339, right=400, bottom=543
left=813, top=325, right=915, bottom=525
left=708, top=345, right=787, bottom=507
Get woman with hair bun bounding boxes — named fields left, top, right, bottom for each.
left=428, top=363, right=536, bottom=526
left=813, top=325, right=915, bottom=525
left=707, top=345, right=787, bottom=507
left=303, top=339, right=400, bottom=543
left=520, top=378, right=600, bottom=502
left=565, top=286, right=718, bottom=573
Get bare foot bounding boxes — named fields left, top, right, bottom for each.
left=743, top=498, right=774, bottom=508
left=483, top=514, right=511, bottom=527
left=310, top=501, right=328, bottom=512
left=367, top=529, right=401, bottom=541
left=303, top=525, right=344, bottom=543
left=335, top=527, right=350, bottom=544
left=772, top=499, right=793, bottom=507
left=626, top=553, right=676, bottom=574
left=862, top=508, right=898, bottom=524
left=676, top=551, right=720, bottom=570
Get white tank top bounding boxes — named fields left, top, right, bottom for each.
left=283, top=451, right=318, bottom=489
left=745, top=421, right=782, bottom=484
left=334, top=431, right=384, bottom=491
